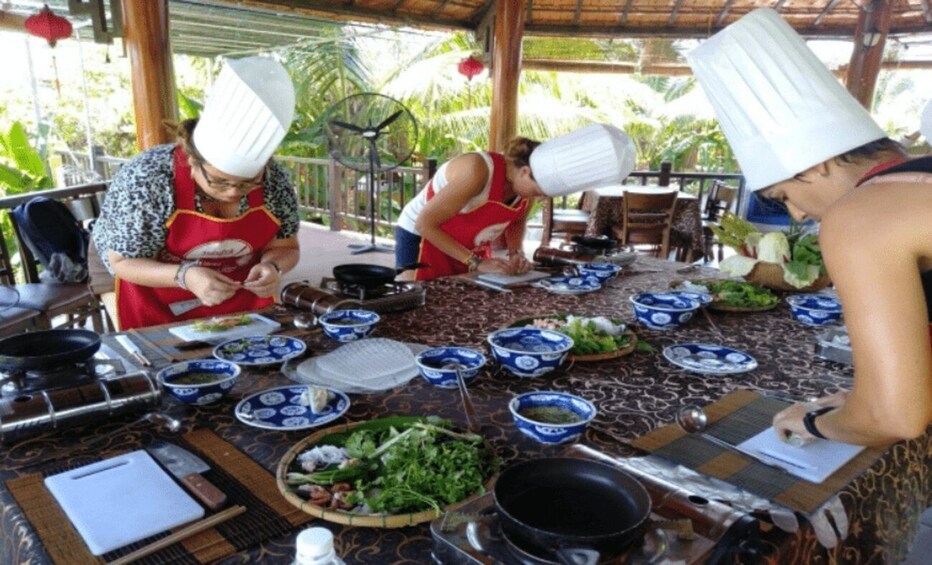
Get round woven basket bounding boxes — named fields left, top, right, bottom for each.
left=743, top=261, right=831, bottom=293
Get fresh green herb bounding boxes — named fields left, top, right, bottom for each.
left=696, top=280, right=778, bottom=308
left=191, top=314, right=252, bottom=332
left=636, top=340, right=657, bottom=353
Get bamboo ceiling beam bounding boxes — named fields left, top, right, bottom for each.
left=230, top=0, right=472, bottom=32
left=122, top=0, right=177, bottom=151
left=846, top=0, right=893, bottom=109
left=773, top=0, right=787, bottom=11
left=524, top=58, right=931, bottom=77
left=0, top=10, right=27, bottom=32
left=489, top=0, right=527, bottom=152
left=430, top=0, right=453, bottom=17
left=391, top=0, right=406, bottom=11
left=523, top=23, right=909, bottom=39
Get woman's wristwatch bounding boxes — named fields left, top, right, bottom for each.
left=803, top=406, right=834, bottom=439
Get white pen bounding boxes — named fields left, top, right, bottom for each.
left=755, top=448, right=815, bottom=471
left=115, top=334, right=151, bottom=367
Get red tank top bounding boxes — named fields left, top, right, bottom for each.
left=116, top=147, right=280, bottom=329
left=414, top=152, right=528, bottom=281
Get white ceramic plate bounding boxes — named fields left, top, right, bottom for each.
left=213, top=335, right=307, bottom=366
left=663, top=343, right=758, bottom=375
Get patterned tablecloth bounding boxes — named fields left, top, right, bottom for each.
left=583, top=189, right=705, bottom=256
left=1, top=257, right=930, bottom=564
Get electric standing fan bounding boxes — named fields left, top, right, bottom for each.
left=323, top=93, right=419, bottom=254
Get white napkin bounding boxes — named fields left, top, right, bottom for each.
left=287, top=339, right=427, bottom=394
left=738, top=427, right=865, bottom=483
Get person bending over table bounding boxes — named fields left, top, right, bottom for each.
left=395, top=124, right=637, bottom=281
left=689, top=8, right=932, bottom=446
left=91, top=56, right=300, bottom=330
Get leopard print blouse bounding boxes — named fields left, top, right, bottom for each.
left=91, top=144, right=299, bottom=274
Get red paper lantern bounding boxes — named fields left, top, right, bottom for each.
left=457, top=55, right=484, bottom=81
left=25, top=4, right=73, bottom=48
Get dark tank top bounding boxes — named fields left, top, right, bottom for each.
left=858, top=155, right=932, bottom=322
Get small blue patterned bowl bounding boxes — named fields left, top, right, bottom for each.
left=577, top=262, right=622, bottom=282
left=629, top=292, right=701, bottom=330
left=786, top=294, right=842, bottom=326
left=486, top=328, right=573, bottom=378
left=318, top=309, right=380, bottom=342
left=158, top=359, right=240, bottom=405
left=415, top=347, right=487, bottom=388
left=509, top=391, right=597, bottom=444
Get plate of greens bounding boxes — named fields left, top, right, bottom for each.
left=276, top=416, right=496, bottom=528
left=671, top=279, right=779, bottom=313
left=510, top=314, right=637, bottom=361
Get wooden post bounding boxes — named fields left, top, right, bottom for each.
left=845, top=0, right=893, bottom=109
left=659, top=162, right=672, bottom=186
left=328, top=158, right=343, bottom=231
left=121, top=0, right=178, bottom=150
left=488, top=0, right=527, bottom=152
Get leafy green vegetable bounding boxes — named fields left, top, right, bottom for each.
left=710, top=212, right=759, bottom=253
left=696, top=280, right=778, bottom=308
left=557, top=318, right=631, bottom=355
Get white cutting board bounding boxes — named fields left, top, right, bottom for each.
left=168, top=313, right=281, bottom=343
left=45, top=450, right=204, bottom=556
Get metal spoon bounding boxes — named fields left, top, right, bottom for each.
left=444, top=363, right=477, bottom=432
left=676, top=405, right=810, bottom=472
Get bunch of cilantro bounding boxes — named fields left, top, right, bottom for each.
left=557, top=318, right=630, bottom=355
left=341, top=420, right=494, bottom=514
left=700, top=280, right=778, bottom=308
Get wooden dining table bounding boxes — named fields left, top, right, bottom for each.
left=1, top=257, right=930, bottom=564
left=583, top=186, right=704, bottom=259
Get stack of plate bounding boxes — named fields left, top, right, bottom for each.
left=285, top=338, right=426, bottom=393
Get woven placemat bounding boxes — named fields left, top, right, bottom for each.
left=631, top=389, right=885, bottom=514
left=5, top=429, right=312, bottom=564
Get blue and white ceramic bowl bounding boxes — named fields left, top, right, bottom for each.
left=318, top=309, right=380, bottom=342
left=213, top=335, right=307, bottom=367
left=629, top=292, right=701, bottom=330
left=577, top=262, right=623, bottom=282
left=786, top=294, right=843, bottom=326
left=509, top=391, right=597, bottom=444
left=158, top=359, right=240, bottom=405
left=486, top=328, right=574, bottom=378
left=669, top=290, right=713, bottom=307
left=537, top=276, right=601, bottom=295
left=415, top=347, right=486, bottom=388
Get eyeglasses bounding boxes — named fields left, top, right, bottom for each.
left=197, top=162, right=263, bottom=192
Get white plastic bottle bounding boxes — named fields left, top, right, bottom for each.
left=293, top=527, right=346, bottom=565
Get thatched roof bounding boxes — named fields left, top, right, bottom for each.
left=233, top=0, right=931, bottom=38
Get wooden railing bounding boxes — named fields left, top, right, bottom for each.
left=56, top=151, right=743, bottom=236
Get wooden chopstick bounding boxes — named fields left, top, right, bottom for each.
left=108, top=505, right=247, bottom=565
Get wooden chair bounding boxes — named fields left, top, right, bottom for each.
left=612, top=190, right=678, bottom=259
left=0, top=232, right=43, bottom=337
left=0, top=183, right=111, bottom=333
left=702, top=181, right=739, bottom=263
left=539, top=195, right=591, bottom=247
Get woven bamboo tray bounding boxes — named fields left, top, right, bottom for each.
left=743, top=261, right=831, bottom=293
left=276, top=418, right=494, bottom=528
left=669, top=279, right=780, bottom=313
left=508, top=314, right=637, bottom=362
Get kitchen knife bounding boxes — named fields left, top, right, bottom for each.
left=147, top=442, right=227, bottom=511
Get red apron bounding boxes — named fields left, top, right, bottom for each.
left=414, top=152, right=528, bottom=281
left=116, top=147, right=280, bottom=330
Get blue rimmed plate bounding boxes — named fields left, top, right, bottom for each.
left=234, top=385, right=350, bottom=431
left=536, top=276, right=601, bottom=295
left=213, top=334, right=307, bottom=366
left=662, top=343, right=758, bottom=375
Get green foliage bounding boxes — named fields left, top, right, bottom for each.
left=0, top=122, right=52, bottom=195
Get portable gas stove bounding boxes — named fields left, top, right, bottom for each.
left=0, top=357, right=111, bottom=397
left=320, top=277, right=426, bottom=312
left=431, top=446, right=763, bottom=565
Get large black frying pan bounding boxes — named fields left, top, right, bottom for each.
left=0, top=329, right=101, bottom=373
left=493, top=458, right=651, bottom=565
left=333, top=263, right=426, bottom=289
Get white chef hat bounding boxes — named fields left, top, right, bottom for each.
left=193, top=56, right=295, bottom=178
left=529, top=124, right=637, bottom=197
left=920, top=99, right=932, bottom=142
left=686, top=8, right=886, bottom=191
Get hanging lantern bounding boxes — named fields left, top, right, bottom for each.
left=25, top=4, right=73, bottom=48
left=457, top=55, right=484, bottom=81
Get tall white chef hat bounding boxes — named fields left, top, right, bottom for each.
left=686, top=8, right=886, bottom=191
left=920, top=99, right=932, bottom=142
left=529, top=123, right=637, bottom=197
left=193, top=56, right=295, bottom=178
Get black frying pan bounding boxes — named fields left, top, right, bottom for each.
left=493, top=458, right=651, bottom=564
left=0, top=329, right=101, bottom=373
left=332, top=263, right=426, bottom=289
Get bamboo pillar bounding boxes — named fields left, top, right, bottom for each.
left=122, top=0, right=177, bottom=150
left=488, top=0, right=527, bottom=152
left=845, top=0, right=892, bottom=110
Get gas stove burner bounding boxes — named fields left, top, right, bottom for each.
left=334, top=281, right=408, bottom=301
left=318, top=278, right=427, bottom=313
left=1, top=359, right=99, bottom=397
